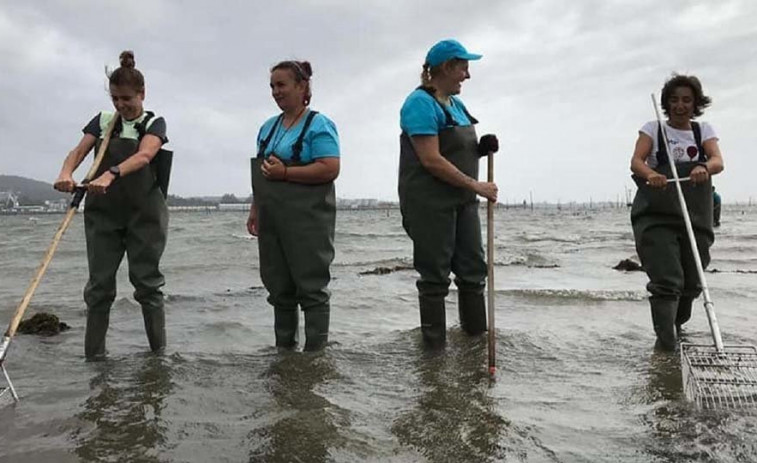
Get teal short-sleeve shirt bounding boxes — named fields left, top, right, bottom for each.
left=257, top=111, right=339, bottom=163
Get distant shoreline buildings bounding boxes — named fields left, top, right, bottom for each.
left=2, top=190, right=754, bottom=216
left=0, top=191, right=400, bottom=214
left=0, top=191, right=69, bottom=214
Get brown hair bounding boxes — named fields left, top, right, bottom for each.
left=108, top=50, right=145, bottom=92
left=419, top=58, right=465, bottom=89
left=271, top=60, right=313, bottom=105
left=660, top=73, right=711, bottom=118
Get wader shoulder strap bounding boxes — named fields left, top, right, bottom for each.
left=135, top=111, right=155, bottom=140
left=656, top=121, right=706, bottom=166
left=112, top=116, right=124, bottom=138
left=135, top=111, right=172, bottom=199
left=655, top=122, right=669, bottom=166
left=418, top=86, right=455, bottom=127
left=452, top=98, right=479, bottom=125
left=257, top=114, right=284, bottom=158
left=292, top=110, right=319, bottom=162
left=417, top=86, right=478, bottom=126
left=114, top=111, right=156, bottom=139
left=104, top=111, right=159, bottom=140
left=691, top=121, right=706, bottom=162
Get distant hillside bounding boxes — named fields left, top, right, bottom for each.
left=0, top=175, right=68, bottom=205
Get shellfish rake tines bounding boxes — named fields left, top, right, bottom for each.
left=681, top=343, right=757, bottom=409
left=1, top=364, right=19, bottom=404
left=1, top=335, right=18, bottom=403
left=0, top=116, right=119, bottom=403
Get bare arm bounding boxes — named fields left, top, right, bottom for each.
left=686, top=138, right=724, bottom=185
left=261, top=156, right=340, bottom=184
left=247, top=200, right=258, bottom=236
left=630, top=132, right=668, bottom=188
left=410, top=135, right=497, bottom=201
left=117, top=133, right=164, bottom=175
left=86, top=134, right=163, bottom=194
left=702, top=138, right=724, bottom=175
left=54, top=134, right=97, bottom=192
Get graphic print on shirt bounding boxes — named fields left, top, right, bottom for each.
left=640, top=120, right=717, bottom=170
left=669, top=141, right=699, bottom=163
left=668, top=138, right=684, bottom=162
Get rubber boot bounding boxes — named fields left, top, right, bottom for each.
left=419, top=294, right=446, bottom=348
left=274, top=307, right=299, bottom=349
left=675, top=296, right=694, bottom=334
left=84, top=311, right=110, bottom=360
left=650, top=297, right=678, bottom=351
left=142, top=307, right=166, bottom=354
left=303, top=307, right=329, bottom=352
left=458, top=290, right=487, bottom=336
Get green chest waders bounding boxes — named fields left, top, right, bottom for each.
left=631, top=162, right=714, bottom=243
left=398, top=97, right=488, bottom=346
left=632, top=122, right=713, bottom=252
left=251, top=111, right=336, bottom=350
left=82, top=129, right=170, bottom=358
left=632, top=161, right=714, bottom=350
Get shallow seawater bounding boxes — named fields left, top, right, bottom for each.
left=1, top=206, right=757, bottom=462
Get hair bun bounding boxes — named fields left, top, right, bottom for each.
left=298, top=61, right=313, bottom=78
left=119, top=50, right=136, bottom=69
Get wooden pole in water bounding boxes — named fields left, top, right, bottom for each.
left=487, top=151, right=496, bottom=375
left=1, top=115, right=119, bottom=401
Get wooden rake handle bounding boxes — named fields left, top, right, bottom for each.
left=2, top=115, right=119, bottom=347
left=487, top=151, right=496, bottom=371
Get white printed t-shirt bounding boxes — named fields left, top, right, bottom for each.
left=640, top=120, right=717, bottom=169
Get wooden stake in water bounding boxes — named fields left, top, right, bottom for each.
left=0, top=115, right=119, bottom=403
left=487, top=151, right=496, bottom=375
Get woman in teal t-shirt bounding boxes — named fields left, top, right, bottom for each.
left=247, top=60, right=340, bottom=351
left=398, top=39, right=499, bottom=347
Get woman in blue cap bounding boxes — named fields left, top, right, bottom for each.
left=398, top=39, right=499, bottom=347
left=248, top=60, right=340, bottom=351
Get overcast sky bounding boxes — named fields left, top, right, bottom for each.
left=1, top=0, right=755, bottom=203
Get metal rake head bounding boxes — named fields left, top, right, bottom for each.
left=681, top=343, right=757, bottom=409
left=1, top=366, right=19, bottom=405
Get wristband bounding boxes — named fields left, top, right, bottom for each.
left=283, top=166, right=288, bottom=181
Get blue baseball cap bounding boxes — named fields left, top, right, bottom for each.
left=425, top=39, right=482, bottom=67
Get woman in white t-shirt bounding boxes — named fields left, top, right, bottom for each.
left=629, top=74, right=724, bottom=351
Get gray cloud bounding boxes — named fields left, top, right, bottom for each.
left=1, top=0, right=755, bottom=202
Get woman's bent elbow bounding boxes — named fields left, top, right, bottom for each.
left=321, top=159, right=340, bottom=182
left=325, top=168, right=339, bottom=182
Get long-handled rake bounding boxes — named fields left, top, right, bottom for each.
left=0, top=115, right=118, bottom=403
left=487, top=148, right=496, bottom=376
left=652, top=94, right=757, bottom=409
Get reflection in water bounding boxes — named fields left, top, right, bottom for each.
left=248, top=352, right=348, bottom=463
left=642, top=349, right=689, bottom=461
left=646, top=349, right=684, bottom=404
left=72, top=355, right=174, bottom=462
left=641, top=350, right=738, bottom=462
left=392, top=331, right=507, bottom=463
